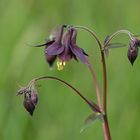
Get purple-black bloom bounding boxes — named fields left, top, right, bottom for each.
left=55, top=27, right=89, bottom=70
left=35, top=25, right=88, bottom=70
left=127, top=37, right=140, bottom=65
left=35, top=25, right=66, bottom=67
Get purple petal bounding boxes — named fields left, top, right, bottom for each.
left=45, top=53, right=57, bottom=67
left=45, top=43, right=64, bottom=55
left=63, top=29, right=72, bottom=47
left=70, top=44, right=89, bottom=64
left=70, top=28, right=89, bottom=64
left=58, top=47, right=73, bottom=61
left=73, top=53, right=78, bottom=61
left=58, top=29, right=73, bottom=61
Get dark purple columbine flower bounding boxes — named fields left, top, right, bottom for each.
left=35, top=26, right=88, bottom=70
left=35, top=25, right=66, bottom=67
left=127, top=37, right=140, bottom=65
left=51, top=27, right=89, bottom=70
left=17, top=86, right=38, bottom=116
left=55, top=27, right=89, bottom=70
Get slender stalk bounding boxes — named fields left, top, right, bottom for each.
left=104, top=29, right=133, bottom=49
left=101, top=51, right=107, bottom=114
left=103, top=115, right=111, bottom=140
left=74, top=26, right=102, bottom=50
left=74, top=26, right=108, bottom=113
left=74, top=26, right=102, bottom=109
left=74, top=25, right=111, bottom=140
left=102, top=30, right=134, bottom=112
left=87, top=63, right=102, bottom=111
left=30, top=76, right=101, bottom=113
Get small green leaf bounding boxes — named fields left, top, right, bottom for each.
left=80, top=113, right=102, bottom=133
left=108, top=43, right=126, bottom=49
left=104, top=43, right=126, bottom=57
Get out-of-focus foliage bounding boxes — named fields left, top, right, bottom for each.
left=0, top=0, right=140, bottom=140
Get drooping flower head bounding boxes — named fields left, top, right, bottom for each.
left=35, top=25, right=89, bottom=70
left=34, top=25, right=66, bottom=67
left=17, top=85, right=38, bottom=116
left=127, top=37, right=140, bottom=65
left=55, top=27, right=89, bottom=70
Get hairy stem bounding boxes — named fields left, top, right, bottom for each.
left=30, top=76, right=101, bottom=113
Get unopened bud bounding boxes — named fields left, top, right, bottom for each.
left=127, top=43, right=138, bottom=65
left=31, top=90, right=38, bottom=106
left=23, top=98, right=35, bottom=116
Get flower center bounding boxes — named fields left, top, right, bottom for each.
left=57, top=60, right=66, bottom=70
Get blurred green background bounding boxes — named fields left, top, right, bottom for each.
left=0, top=0, right=140, bottom=140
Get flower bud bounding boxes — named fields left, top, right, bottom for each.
left=23, top=91, right=36, bottom=116
left=17, top=86, right=29, bottom=95
left=31, top=90, right=38, bottom=106
left=17, top=84, right=39, bottom=116
left=127, top=43, right=138, bottom=65
left=23, top=97, right=35, bottom=116
left=132, top=37, right=140, bottom=47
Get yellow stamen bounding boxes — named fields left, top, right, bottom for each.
left=57, top=60, right=66, bottom=71
left=63, top=61, right=66, bottom=66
